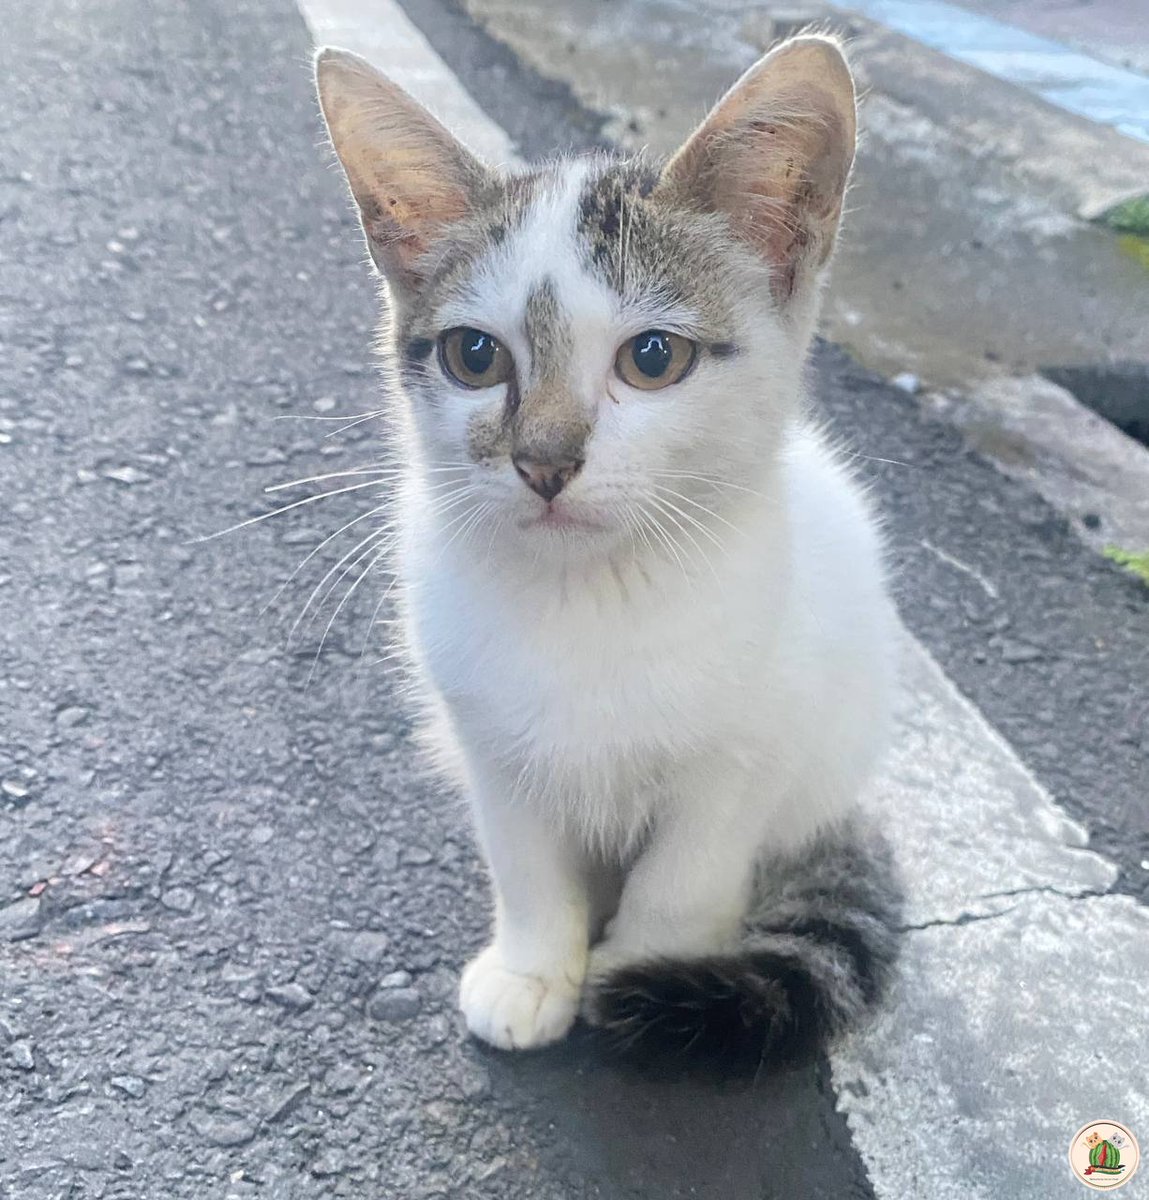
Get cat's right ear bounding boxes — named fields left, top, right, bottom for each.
left=315, top=48, right=490, bottom=289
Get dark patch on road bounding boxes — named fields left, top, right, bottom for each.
left=1042, top=361, right=1149, bottom=447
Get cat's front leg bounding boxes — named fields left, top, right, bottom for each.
left=460, top=762, right=589, bottom=1050
left=583, top=764, right=764, bottom=1015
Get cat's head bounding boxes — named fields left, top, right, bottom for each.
left=316, top=38, right=856, bottom=562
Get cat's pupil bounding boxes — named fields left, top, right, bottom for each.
left=632, top=331, right=672, bottom=378
left=460, top=329, right=497, bottom=376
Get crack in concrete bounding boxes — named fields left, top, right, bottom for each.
left=899, top=882, right=1115, bottom=931
left=899, top=902, right=1020, bottom=932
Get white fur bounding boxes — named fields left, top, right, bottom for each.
left=383, top=161, right=897, bottom=1050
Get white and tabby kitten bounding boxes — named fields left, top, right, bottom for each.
left=315, top=35, right=901, bottom=1058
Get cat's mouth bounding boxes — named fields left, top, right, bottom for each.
left=519, top=502, right=606, bottom=534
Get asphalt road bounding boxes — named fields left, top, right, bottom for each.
left=0, top=0, right=1146, bottom=1197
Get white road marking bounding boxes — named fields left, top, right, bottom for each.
left=298, top=0, right=517, bottom=167
left=843, top=0, right=1149, bottom=145
left=294, top=1, right=1149, bottom=1192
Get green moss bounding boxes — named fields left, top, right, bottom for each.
left=1101, top=196, right=1149, bottom=236
left=1104, top=545, right=1149, bottom=586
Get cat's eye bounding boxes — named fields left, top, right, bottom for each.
left=615, top=330, right=696, bottom=391
left=439, top=327, right=513, bottom=389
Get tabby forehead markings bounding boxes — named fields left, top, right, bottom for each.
left=522, top=276, right=570, bottom=385
left=573, top=157, right=740, bottom=333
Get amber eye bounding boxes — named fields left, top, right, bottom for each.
left=439, top=327, right=513, bottom=389
left=615, top=330, right=696, bottom=391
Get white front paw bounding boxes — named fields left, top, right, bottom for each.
left=459, top=945, right=581, bottom=1050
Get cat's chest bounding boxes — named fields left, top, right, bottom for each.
left=412, top=568, right=737, bottom=766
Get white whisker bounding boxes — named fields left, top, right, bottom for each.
left=308, top=544, right=391, bottom=685
left=651, top=483, right=743, bottom=536
left=264, top=467, right=392, bottom=494
left=652, top=469, right=767, bottom=500
left=289, top=525, right=392, bottom=644
left=196, top=478, right=387, bottom=542
left=260, top=502, right=390, bottom=619
left=647, top=492, right=719, bottom=583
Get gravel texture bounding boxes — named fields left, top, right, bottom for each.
left=0, top=0, right=1144, bottom=1197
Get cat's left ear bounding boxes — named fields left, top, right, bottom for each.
left=315, top=48, right=490, bottom=290
left=660, top=35, right=857, bottom=303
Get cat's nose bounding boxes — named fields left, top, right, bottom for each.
left=512, top=454, right=583, bottom=502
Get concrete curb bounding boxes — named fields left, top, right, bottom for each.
left=923, top=374, right=1149, bottom=552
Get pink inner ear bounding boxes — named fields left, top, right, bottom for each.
left=659, top=43, right=856, bottom=300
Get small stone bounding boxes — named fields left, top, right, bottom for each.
left=266, top=982, right=314, bottom=1012
left=999, top=640, right=1042, bottom=664
left=245, top=449, right=287, bottom=467
left=103, top=465, right=149, bottom=485
left=114, top=1149, right=134, bottom=1171
left=0, top=898, right=42, bottom=942
left=7, top=1040, right=35, bottom=1070
left=313, top=396, right=336, bottom=413
left=160, top=887, right=195, bottom=913
left=378, top=970, right=411, bottom=989
left=110, top=1074, right=146, bottom=1098
left=347, top=930, right=389, bottom=964
left=122, top=357, right=152, bottom=376
left=55, top=705, right=89, bottom=728
left=1081, top=512, right=1101, bottom=530
left=401, top=846, right=433, bottom=866
left=61, top=850, right=100, bottom=877
left=425, top=1015, right=450, bottom=1045
left=204, top=1051, right=230, bottom=1082
left=193, top=1115, right=257, bottom=1148
left=1, top=778, right=30, bottom=800
left=892, top=371, right=920, bottom=394
left=311, top=1149, right=346, bottom=1177
left=368, top=987, right=422, bottom=1022
left=324, top=1064, right=359, bottom=1094
left=67, top=1145, right=105, bottom=1170
left=459, top=1063, right=490, bottom=1101
left=266, top=1081, right=310, bottom=1123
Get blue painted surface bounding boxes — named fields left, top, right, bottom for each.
left=843, top=0, right=1149, bottom=143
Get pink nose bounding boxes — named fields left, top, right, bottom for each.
left=512, top=454, right=583, bottom=502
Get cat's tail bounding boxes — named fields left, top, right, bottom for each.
left=587, top=821, right=903, bottom=1063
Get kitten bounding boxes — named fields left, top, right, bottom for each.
left=315, top=34, right=902, bottom=1059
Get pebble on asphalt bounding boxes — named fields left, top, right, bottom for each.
left=7, top=1041, right=35, bottom=1071
left=192, top=1115, right=258, bottom=1149
left=265, top=982, right=314, bottom=1012
left=346, top=929, right=390, bottom=964
left=367, top=987, right=422, bottom=1022
left=0, top=898, right=42, bottom=942
left=110, top=1074, right=147, bottom=1098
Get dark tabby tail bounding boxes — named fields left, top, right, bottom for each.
left=588, top=821, right=902, bottom=1063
